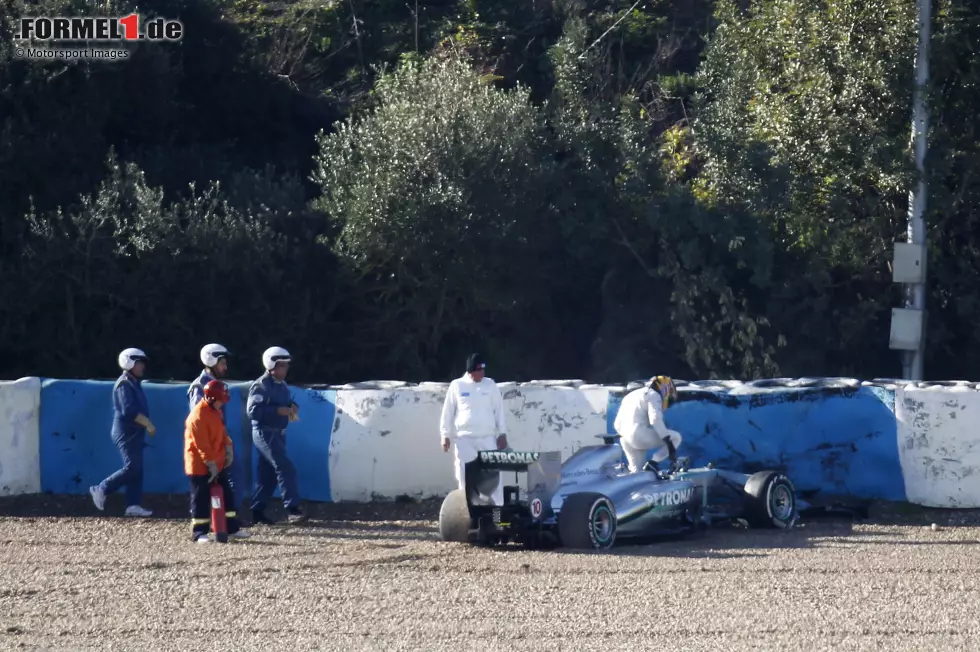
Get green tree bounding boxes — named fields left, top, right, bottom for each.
left=311, top=54, right=570, bottom=379
left=692, top=0, right=918, bottom=377
left=548, top=29, right=781, bottom=381
left=919, top=0, right=980, bottom=377
left=4, top=150, right=346, bottom=381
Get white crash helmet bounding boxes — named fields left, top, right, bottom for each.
left=200, top=343, right=230, bottom=368
left=118, top=348, right=148, bottom=371
left=262, top=346, right=292, bottom=371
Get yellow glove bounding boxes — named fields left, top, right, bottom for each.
left=134, top=413, right=156, bottom=436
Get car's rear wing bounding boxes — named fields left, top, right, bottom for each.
left=464, top=449, right=563, bottom=512
left=473, top=450, right=544, bottom=470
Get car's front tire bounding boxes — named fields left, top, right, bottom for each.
left=557, top=492, right=617, bottom=550
left=743, top=471, right=798, bottom=529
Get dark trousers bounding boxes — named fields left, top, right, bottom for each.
left=100, top=430, right=144, bottom=507
left=251, top=427, right=301, bottom=513
left=189, top=471, right=241, bottom=539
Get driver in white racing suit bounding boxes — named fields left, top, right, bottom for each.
left=613, top=375, right=683, bottom=473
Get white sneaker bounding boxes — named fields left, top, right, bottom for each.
left=230, top=529, right=251, bottom=540
left=124, top=505, right=153, bottom=517
left=195, top=535, right=210, bottom=544
left=89, top=486, right=106, bottom=511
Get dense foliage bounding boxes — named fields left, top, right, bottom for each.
left=1, top=0, right=976, bottom=383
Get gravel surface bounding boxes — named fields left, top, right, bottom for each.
left=2, top=496, right=980, bottom=651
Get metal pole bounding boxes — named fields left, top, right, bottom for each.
left=904, top=0, right=930, bottom=381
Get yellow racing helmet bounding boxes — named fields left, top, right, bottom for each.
left=648, top=375, right=677, bottom=409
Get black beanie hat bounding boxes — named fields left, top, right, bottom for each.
left=465, top=353, right=486, bottom=373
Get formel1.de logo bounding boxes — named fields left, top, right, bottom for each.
left=14, top=14, right=183, bottom=42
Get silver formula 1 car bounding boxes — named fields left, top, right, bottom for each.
left=438, top=434, right=800, bottom=550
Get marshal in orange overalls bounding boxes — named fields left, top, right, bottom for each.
left=184, top=381, right=247, bottom=543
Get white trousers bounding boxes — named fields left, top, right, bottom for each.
left=620, top=427, right=683, bottom=473
left=453, top=435, right=504, bottom=505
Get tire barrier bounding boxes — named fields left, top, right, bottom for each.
left=37, top=379, right=249, bottom=499
left=0, top=375, right=977, bottom=507
left=0, top=377, right=41, bottom=496
left=607, top=382, right=904, bottom=503
left=895, top=384, right=980, bottom=508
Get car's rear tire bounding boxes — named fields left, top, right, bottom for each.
left=743, top=471, right=797, bottom=529
left=438, top=489, right=472, bottom=542
left=557, top=492, right=617, bottom=550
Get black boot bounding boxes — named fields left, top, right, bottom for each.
left=662, top=436, right=679, bottom=473
left=252, top=509, right=277, bottom=526
left=287, top=506, right=309, bottom=524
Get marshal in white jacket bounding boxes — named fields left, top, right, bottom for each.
left=439, top=373, right=508, bottom=441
